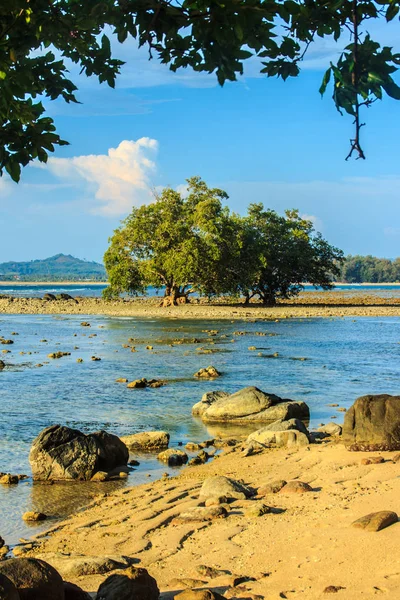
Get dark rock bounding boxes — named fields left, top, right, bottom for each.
left=343, top=394, right=400, bottom=451
left=323, top=586, right=346, bottom=593
left=157, top=449, right=188, bottom=466
left=96, top=566, right=159, bottom=600
left=0, top=558, right=64, bottom=600
left=0, top=361, right=5, bottom=371
left=0, top=573, right=20, bottom=600
left=64, top=581, right=92, bottom=600
left=29, top=425, right=128, bottom=481
left=43, top=294, right=56, bottom=301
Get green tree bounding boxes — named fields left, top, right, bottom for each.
left=243, top=205, right=344, bottom=305
left=1, top=0, right=400, bottom=180
left=103, top=176, right=241, bottom=303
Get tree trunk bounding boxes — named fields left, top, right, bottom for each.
left=261, top=291, right=276, bottom=306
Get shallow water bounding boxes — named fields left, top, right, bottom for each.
left=1, top=314, right=400, bottom=545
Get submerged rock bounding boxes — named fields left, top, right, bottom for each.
left=120, top=431, right=170, bottom=451
left=157, top=448, right=188, bottom=466
left=0, top=558, right=64, bottom=600
left=29, top=425, right=129, bottom=481
left=193, top=386, right=309, bottom=424
left=343, top=394, right=400, bottom=451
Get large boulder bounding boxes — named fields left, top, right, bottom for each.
left=343, top=394, right=400, bottom=451
left=34, top=553, right=135, bottom=579
left=247, top=418, right=310, bottom=447
left=0, top=558, right=64, bottom=600
left=193, top=386, right=309, bottom=424
left=192, top=392, right=230, bottom=417
left=64, top=581, right=92, bottom=600
left=0, top=573, right=20, bottom=600
left=96, top=566, right=159, bottom=600
left=29, top=425, right=129, bottom=481
left=120, top=431, right=170, bottom=451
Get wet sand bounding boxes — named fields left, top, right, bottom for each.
left=1, top=292, right=400, bottom=319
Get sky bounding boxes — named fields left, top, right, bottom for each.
left=1, top=18, right=400, bottom=263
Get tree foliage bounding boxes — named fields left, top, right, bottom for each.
left=104, top=176, right=343, bottom=305
left=1, top=0, right=400, bottom=181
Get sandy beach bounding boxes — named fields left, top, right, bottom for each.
left=1, top=292, right=400, bottom=319
left=18, top=436, right=400, bottom=599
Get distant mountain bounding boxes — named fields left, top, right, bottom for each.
left=0, top=254, right=106, bottom=281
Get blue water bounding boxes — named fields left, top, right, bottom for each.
left=1, top=314, right=400, bottom=545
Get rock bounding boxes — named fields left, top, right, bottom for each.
left=43, top=293, right=56, bottom=301
left=157, top=449, right=188, bottom=466
left=91, top=471, right=109, bottom=482
left=35, top=553, right=134, bottom=579
left=280, top=481, right=313, bottom=494
left=120, top=431, right=170, bottom=451
left=64, top=581, right=92, bottom=600
left=204, top=496, right=228, bottom=506
left=351, top=511, right=398, bottom=532
left=96, top=566, right=159, bottom=600
left=0, top=474, right=18, bottom=485
left=200, top=476, right=253, bottom=500
left=127, top=379, right=147, bottom=389
left=47, top=351, right=71, bottom=359
left=247, top=418, right=310, bottom=447
left=258, top=479, right=287, bottom=495
left=80, top=322, right=90, bottom=327
left=168, top=578, right=207, bottom=589
left=0, top=361, right=5, bottom=371
left=0, top=573, right=20, bottom=600
left=317, top=423, right=342, bottom=436
left=29, top=425, right=129, bottom=481
left=323, top=586, right=346, bottom=594
left=174, top=590, right=225, bottom=600
left=0, top=558, right=64, bottom=600
left=185, top=442, right=202, bottom=451
left=58, top=294, right=77, bottom=302
left=175, top=506, right=228, bottom=522
left=0, top=339, right=13, bottom=345
left=192, top=391, right=230, bottom=417
left=361, top=456, right=384, bottom=465
left=194, top=366, right=221, bottom=379
left=22, top=512, right=47, bottom=522
left=343, top=394, right=400, bottom=451
left=196, top=386, right=309, bottom=423
left=116, top=378, right=128, bottom=383
left=91, top=356, right=101, bottom=361
left=0, top=538, right=3, bottom=549
left=196, top=565, right=231, bottom=579
left=245, top=502, right=272, bottom=517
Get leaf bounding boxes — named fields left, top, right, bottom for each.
left=5, top=160, right=21, bottom=183
left=319, top=68, right=331, bottom=96
left=386, top=3, right=399, bottom=20
left=382, top=78, right=400, bottom=99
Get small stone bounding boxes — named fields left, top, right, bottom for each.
left=352, top=511, right=398, bottom=532
left=280, top=480, right=313, bottom=494
left=22, top=512, right=47, bottom=522
left=127, top=379, right=147, bottom=389
left=91, top=471, right=109, bottom=482
left=91, top=356, right=101, bottom=361
left=175, top=506, right=228, bottom=523
left=76, top=358, right=83, bottom=363
left=323, top=585, right=346, bottom=593
left=115, top=378, right=128, bottom=383
left=361, top=456, right=384, bottom=465
left=204, top=496, right=228, bottom=507
left=194, top=366, right=221, bottom=379
left=80, top=322, right=90, bottom=327
left=146, top=345, right=153, bottom=350
left=0, top=474, right=18, bottom=485
left=245, top=502, right=272, bottom=518
left=157, top=448, right=188, bottom=466
left=196, top=565, right=231, bottom=579
left=168, top=578, right=207, bottom=589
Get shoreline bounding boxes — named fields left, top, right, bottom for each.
left=19, top=437, right=400, bottom=599
left=1, top=293, right=400, bottom=319
left=0, top=281, right=106, bottom=286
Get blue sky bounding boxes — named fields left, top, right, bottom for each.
left=1, top=21, right=400, bottom=263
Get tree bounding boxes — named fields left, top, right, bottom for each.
left=103, top=176, right=241, bottom=303
left=243, top=205, right=344, bottom=305
left=1, top=0, right=400, bottom=181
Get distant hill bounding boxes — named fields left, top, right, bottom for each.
left=0, top=254, right=106, bottom=281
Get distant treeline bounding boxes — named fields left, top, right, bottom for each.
left=338, top=255, right=400, bottom=283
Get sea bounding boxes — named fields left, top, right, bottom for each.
left=1, top=286, right=400, bottom=547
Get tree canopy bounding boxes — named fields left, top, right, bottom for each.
left=339, top=254, right=400, bottom=282
left=1, top=0, right=400, bottom=181
left=104, top=176, right=344, bottom=305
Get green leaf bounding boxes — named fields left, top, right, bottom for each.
left=319, top=68, right=331, bottom=96
left=382, top=78, right=400, bottom=99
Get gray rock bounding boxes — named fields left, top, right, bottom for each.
left=195, top=386, right=309, bottom=424
left=34, top=553, right=134, bottom=579
left=96, top=566, right=159, bottom=600
left=247, top=418, right=309, bottom=446
left=318, top=423, right=342, bottom=436
left=120, top=431, right=170, bottom=451
left=29, top=425, right=129, bottom=481
left=0, top=558, right=64, bottom=600
left=192, top=391, right=230, bottom=417
left=343, top=394, right=400, bottom=451
left=200, top=476, right=253, bottom=500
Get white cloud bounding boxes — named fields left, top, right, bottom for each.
left=46, top=138, right=158, bottom=216
left=301, top=213, right=323, bottom=232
